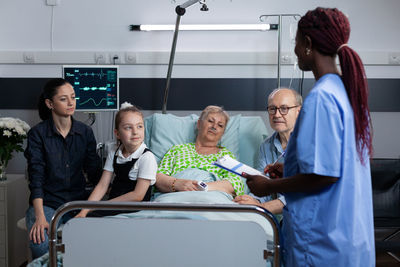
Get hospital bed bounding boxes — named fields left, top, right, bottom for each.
left=46, top=114, right=281, bottom=267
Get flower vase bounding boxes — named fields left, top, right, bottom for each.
left=0, top=161, right=7, bottom=181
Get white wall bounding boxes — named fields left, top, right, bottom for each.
left=1, top=0, right=399, bottom=67
left=1, top=0, right=400, bottom=174
left=1, top=0, right=400, bottom=77
left=1, top=0, right=399, bottom=51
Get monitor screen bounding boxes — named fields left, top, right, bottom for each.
left=63, top=65, right=119, bottom=111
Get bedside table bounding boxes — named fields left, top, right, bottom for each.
left=0, top=174, right=29, bottom=267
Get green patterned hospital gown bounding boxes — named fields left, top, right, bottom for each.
left=158, top=143, right=245, bottom=196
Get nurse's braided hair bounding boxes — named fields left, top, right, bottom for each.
left=298, top=7, right=372, bottom=162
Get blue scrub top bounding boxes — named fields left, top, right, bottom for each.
left=282, top=74, right=375, bottom=267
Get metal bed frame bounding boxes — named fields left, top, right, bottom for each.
left=49, top=201, right=281, bottom=267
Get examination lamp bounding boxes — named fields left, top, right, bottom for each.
left=129, top=24, right=279, bottom=31
left=159, top=0, right=211, bottom=114
left=130, top=0, right=279, bottom=114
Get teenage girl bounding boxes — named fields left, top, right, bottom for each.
left=76, top=103, right=157, bottom=217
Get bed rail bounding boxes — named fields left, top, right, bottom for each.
left=49, top=201, right=281, bottom=267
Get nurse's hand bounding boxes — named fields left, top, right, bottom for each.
left=242, top=173, right=271, bottom=197
left=264, top=162, right=283, bottom=178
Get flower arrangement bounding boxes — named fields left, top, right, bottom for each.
left=0, top=117, right=30, bottom=179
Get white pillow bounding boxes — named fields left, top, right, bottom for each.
left=220, top=114, right=240, bottom=158
left=147, top=113, right=240, bottom=163
left=149, top=114, right=199, bottom=162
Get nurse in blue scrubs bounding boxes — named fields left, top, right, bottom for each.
left=244, top=7, right=375, bottom=267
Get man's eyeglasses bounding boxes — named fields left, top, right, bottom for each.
left=267, top=105, right=299, bottom=115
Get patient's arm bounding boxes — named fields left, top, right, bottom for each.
left=261, top=199, right=284, bottom=214
left=156, top=173, right=235, bottom=195
left=207, top=180, right=235, bottom=195
left=156, top=173, right=198, bottom=192
left=234, top=195, right=284, bottom=214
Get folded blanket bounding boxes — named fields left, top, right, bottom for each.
left=115, top=190, right=273, bottom=238
left=28, top=252, right=63, bottom=267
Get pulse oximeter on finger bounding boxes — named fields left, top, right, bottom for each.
left=197, top=181, right=208, bottom=191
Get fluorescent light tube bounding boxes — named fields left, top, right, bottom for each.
left=131, top=24, right=278, bottom=31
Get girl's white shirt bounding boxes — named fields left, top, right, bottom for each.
left=103, top=142, right=157, bottom=185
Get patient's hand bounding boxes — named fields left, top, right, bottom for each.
left=175, top=179, right=199, bottom=191
left=234, top=195, right=261, bottom=206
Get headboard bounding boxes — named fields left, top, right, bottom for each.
left=144, top=113, right=269, bottom=168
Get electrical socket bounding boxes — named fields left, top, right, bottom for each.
left=95, top=53, right=107, bottom=64
left=388, top=52, right=400, bottom=65
left=281, top=54, right=293, bottom=64
left=23, top=52, right=35, bottom=63
left=125, top=52, right=136, bottom=64
left=110, top=53, right=122, bottom=64
left=46, top=0, right=60, bottom=6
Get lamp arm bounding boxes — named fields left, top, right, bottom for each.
left=162, top=14, right=181, bottom=114
left=163, top=0, right=207, bottom=114
left=179, top=0, right=200, bottom=9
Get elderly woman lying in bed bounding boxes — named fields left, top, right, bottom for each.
left=155, top=105, right=245, bottom=197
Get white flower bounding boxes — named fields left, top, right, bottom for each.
left=3, top=130, right=12, bottom=137
left=0, top=117, right=30, bottom=136
left=0, top=117, right=30, bottom=164
left=20, top=120, right=30, bottom=132
left=4, top=120, right=14, bottom=129
left=14, top=125, right=25, bottom=136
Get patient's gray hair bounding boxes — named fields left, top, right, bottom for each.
left=268, top=88, right=303, bottom=106
left=199, top=105, right=230, bottom=124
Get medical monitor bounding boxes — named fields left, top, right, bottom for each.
left=63, top=65, right=119, bottom=111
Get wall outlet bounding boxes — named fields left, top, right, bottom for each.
left=388, top=52, right=400, bottom=65
left=95, top=53, right=107, bottom=64
left=125, top=52, right=136, bottom=64
left=46, top=0, right=60, bottom=6
left=23, top=52, right=35, bottom=63
left=110, top=53, right=122, bottom=64
left=280, top=54, right=293, bottom=64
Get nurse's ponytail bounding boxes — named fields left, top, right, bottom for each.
left=298, top=7, right=372, bottom=162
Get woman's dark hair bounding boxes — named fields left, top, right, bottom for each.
left=298, top=7, right=372, bottom=162
left=38, top=78, right=70, bottom=121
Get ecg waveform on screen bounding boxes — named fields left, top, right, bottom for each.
left=77, top=70, right=107, bottom=79
left=82, top=86, right=107, bottom=91
left=79, top=98, right=109, bottom=107
left=63, top=67, right=118, bottom=111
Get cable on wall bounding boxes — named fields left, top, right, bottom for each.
left=50, top=5, right=55, bottom=51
